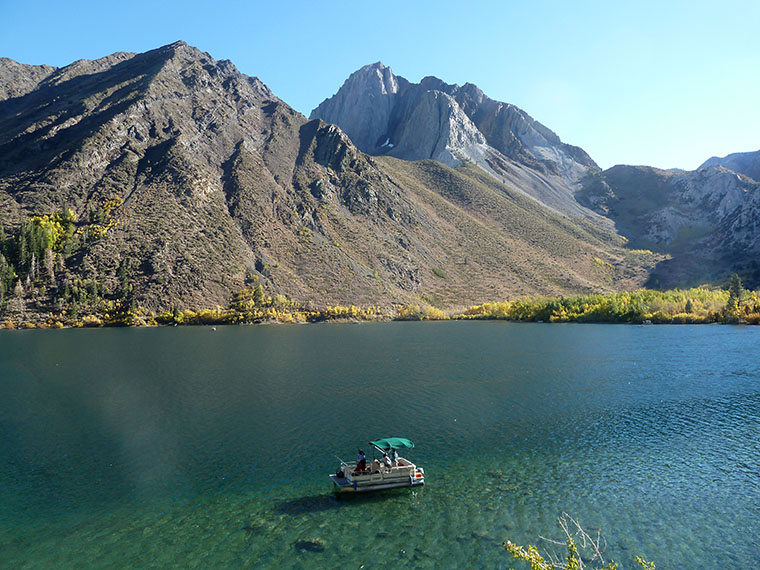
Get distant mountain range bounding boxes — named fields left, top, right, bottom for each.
left=0, top=42, right=756, bottom=322
left=310, top=62, right=760, bottom=289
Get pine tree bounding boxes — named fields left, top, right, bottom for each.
left=44, top=248, right=55, bottom=283
left=0, top=253, right=14, bottom=302
left=726, top=273, right=743, bottom=318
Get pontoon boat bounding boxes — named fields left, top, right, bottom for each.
left=329, top=437, right=425, bottom=493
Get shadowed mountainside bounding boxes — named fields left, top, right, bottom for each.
left=578, top=164, right=760, bottom=288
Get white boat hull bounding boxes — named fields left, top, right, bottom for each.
left=329, top=459, right=425, bottom=493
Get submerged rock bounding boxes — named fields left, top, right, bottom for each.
left=241, top=523, right=265, bottom=535
left=294, top=537, right=325, bottom=552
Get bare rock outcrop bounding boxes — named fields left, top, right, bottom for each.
left=700, top=149, right=760, bottom=182
left=578, top=164, right=760, bottom=287
left=311, top=62, right=605, bottom=224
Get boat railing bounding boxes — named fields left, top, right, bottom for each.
left=346, top=458, right=415, bottom=477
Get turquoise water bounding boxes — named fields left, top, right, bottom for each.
left=1, top=322, right=759, bottom=568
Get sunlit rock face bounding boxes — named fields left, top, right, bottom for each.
left=577, top=163, right=760, bottom=287
left=700, top=149, right=760, bottom=183
left=311, top=62, right=604, bottom=223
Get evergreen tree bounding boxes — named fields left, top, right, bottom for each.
left=0, top=253, right=14, bottom=303
left=252, top=283, right=264, bottom=305
left=117, top=258, right=135, bottom=310
left=726, top=273, right=743, bottom=317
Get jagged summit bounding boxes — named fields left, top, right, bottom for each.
left=311, top=62, right=601, bottom=221
left=699, top=149, right=760, bottom=182
left=310, top=61, right=402, bottom=152
left=360, top=61, right=390, bottom=73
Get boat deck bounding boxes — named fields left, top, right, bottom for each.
left=330, top=457, right=424, bottom=492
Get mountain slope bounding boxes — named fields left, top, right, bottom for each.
left=700, top=149, right=760, bottom=182
left=578, top=164, right=760, bottom=287
left=0, top=43, right=656, bottom=322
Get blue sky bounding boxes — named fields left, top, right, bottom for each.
left=3, top=0, right=758, bottom=170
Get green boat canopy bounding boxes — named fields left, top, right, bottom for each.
left=370, top=437, right=415, bottom=452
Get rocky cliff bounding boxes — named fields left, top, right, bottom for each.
left=314, top=62, right=760, bottom=289
left=700, top=149, right=760, bottom=183
left=578, top=164, right=760, bottom=287
left=0, top=42, right=653, bottom=322
left=310, top=63, right=602, bottom=222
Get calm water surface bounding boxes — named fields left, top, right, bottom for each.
left=0, top=322, right=759, bottom=568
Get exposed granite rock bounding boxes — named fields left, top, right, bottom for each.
left=385, top=89, right=487, bottom=167
left=310, top=62, right=401, bottom=153
left=578, top=164, right=760, bottom=287
left=700, top=149, right=760, bottom=182
left=311, top=62, right=605, bottom=224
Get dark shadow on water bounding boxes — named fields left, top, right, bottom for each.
left=274, top=488, right=413, bottom=516
left=274, top=494, right=342, bottom=515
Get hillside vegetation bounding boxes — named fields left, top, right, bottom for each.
left=2, top=275, right=756, bottom=329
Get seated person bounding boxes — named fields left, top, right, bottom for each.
left=372, top=458, right=381, bottom=472
left=382, top=453, right=392, bottom=469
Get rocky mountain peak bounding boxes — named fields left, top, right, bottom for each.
left=0, top=58, right=58, bottom=101
left=309, top=61, right=402, bottom=152
left=699, top=149, right=760, bottom=182
left=312, top=63, right=600, bottom=177
left=311, top=63, right=605, bottom=222
left=355, top=61, right=397, bottom=92
left=418, top=75, right=453, bottom=93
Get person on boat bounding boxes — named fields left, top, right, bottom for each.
left=356, top=449, right=366, bottom=472
left=390, top=448, right=398, bottom=467
left=382, top=452, right=392, bottom=469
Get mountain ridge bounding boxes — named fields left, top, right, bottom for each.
left=314, top=61, right=760, bottom=289
left=699, top=149, right=760, bottom=182
left=0, top=42, right=657, bottom=324
left=310, top=62, right=606, bottom=223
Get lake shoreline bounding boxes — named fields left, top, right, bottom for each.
left=1, top=313, right=756, bottom=331
left=2, top=284, right=758, bottom=329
